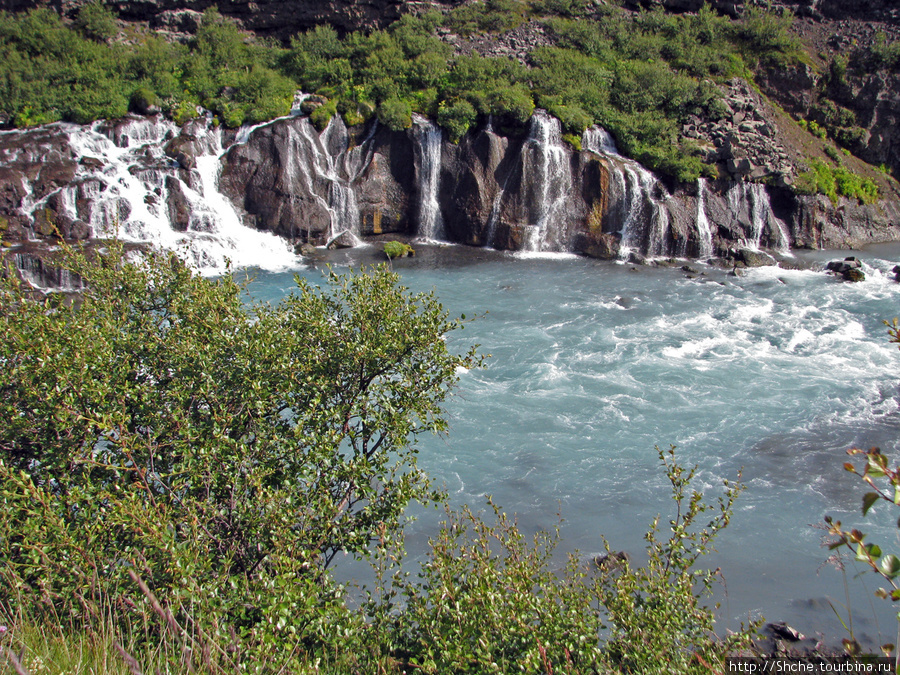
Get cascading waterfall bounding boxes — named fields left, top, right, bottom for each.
left=727, top=181, right=791, bottom=253
left=582, top=125, right=673, bottom=259
left=56, top=116, right=297, bottom=274
left=522, top=111, right=573, bottom=252
left=695, top=178, right=715, bottom=259
left=295, top=115, right=377, bottom=246
left=411, top=115, right=444, bottom=242
left=582, top=126, right=619, bottom=155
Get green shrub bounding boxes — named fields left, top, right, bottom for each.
left=599, top=447, right=756, bottom=673
left=378, top=96, right=413, bottom=130
left=381, top=446, right=755, bottom=674
left=310, top=97, right=338, bottom=130
left=74, top=1, right=118, bottom=42
left=0, top=243, right=479, bottom=668
left=824, top=144, right=842, bottom=164
left=437, top=98, right=477, bottom=143
left=129, top=85, right=158, bottom=114
left=796, top=159, right=879, bottom=204
left=391, top=500, right=605, bottom=673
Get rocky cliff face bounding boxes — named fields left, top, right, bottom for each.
left=626, top=0, right=900, bottom=22
left=5, top=105, right=897, bottom=286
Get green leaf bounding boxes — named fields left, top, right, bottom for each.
left=880, top=554, right=900, bottom=579
left=863, top=492, right=880, bottom=516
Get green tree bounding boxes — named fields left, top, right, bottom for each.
left=0, top=243, right=480, bottom=666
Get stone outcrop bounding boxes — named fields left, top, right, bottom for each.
left=684, top=79, right=796, bottom=187
left=2, top=110, right=900, bottom=276
left=624, top=0, right=900, bottom=22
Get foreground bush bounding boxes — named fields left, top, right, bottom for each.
left=0, top=243, right=480, bottom=669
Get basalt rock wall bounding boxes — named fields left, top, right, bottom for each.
left=3, top=112, right=900, bottom=280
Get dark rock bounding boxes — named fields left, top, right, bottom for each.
left=737, top=248, right=777, bottom=267
left=826, top=257, right=866, bottom=281
left=165, top=175, right=192, bottom=232
left=574, top=231, right=620, bottom=260
left=767, top=622, right=805, bottom=642
left=326, top=230, right=358, bottom=249
left=594, top=551, right=631, bottom=572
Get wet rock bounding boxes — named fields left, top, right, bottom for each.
left=326, top=230, right=358, bottom=249
left=594, top=551, right=631, bottom=572
left=767, top=622, right=805, bottom=642
left=826, top=256, right=866, bottom=281
left=574, top=231, right=620, bottom=260
left=737, top=248, right=777, bottom=267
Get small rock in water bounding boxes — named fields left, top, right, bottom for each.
left=826, top=257, right=865, bottom=282
left=681, top=264, right=699, bottom=274
left=594, top=551, right=631, bottom=572
left=892, top=264, right=900, bottom=282
left=767, top=622, right=805, bottom=642
left=737, top=248, right=777, bottom=267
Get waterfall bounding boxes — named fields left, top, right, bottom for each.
left=695, top=178, right=714, bottom=259
left=14, top=253, right=83, bottom=291
left=727, top=182, right=791, bottom=253
left=53, top=116, right=298, bottom=274
left=412, top=115, right=444, bottom=242
left=522, top=111, right=573, bottom=252
left=294, top=115, right=378, bottom=246
left=581, top=125, right=673, bottom=259
left=582, top=126, right=619, bottom=155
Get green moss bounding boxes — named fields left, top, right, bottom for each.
left=383, top=240, right=415, bottom=258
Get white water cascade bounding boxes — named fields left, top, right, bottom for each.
left=581, top=125, right=673, bottom=259
left=294, top=115, right=377, bottom=247
left=522, top=111, right=574, bottom=252
left=727, top=181, right=791, bottom=253
left=54, top=116, right=298, bottom=274
left=695, top=178, right=715, bottom=259
left=412, top=115, right=445, bottom=242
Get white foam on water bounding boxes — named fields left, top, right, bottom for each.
left=59, top=117, right=298, bottom=275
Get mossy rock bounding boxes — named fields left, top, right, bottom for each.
left=384, top=241, right=415, bottom=259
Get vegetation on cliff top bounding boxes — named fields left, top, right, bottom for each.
left=0, top=1, right=805, bottom=183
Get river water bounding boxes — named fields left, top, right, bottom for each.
left=247, top=243, right=900, bottom=647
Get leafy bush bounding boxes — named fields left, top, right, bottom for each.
left=437, top=98, right=477, bottom=143
left=599, top=447, right=755, bottom=673
left=795, top=159, right=879, bottom=204
left=391, top=500, right=605, bottom=673
left=0, top=243, right=480, bottom=668
left=378, top=96, right=413, bottom=130
left=129, top=85, right=158, bottom=114
left=870, top=32, right=900, bottom=72
left=377, top=446, right=754, bottom=674
left=74, top=1, right=118, bottom=42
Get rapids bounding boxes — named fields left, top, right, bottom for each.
left=249, top=242, right=900, bottom=646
